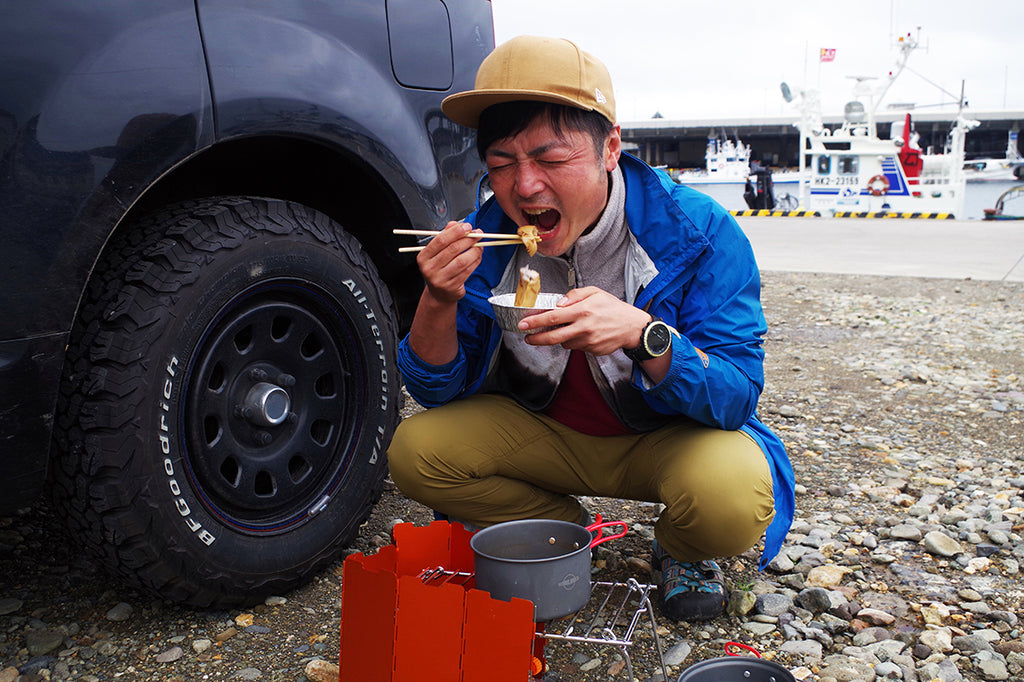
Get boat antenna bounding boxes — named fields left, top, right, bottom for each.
left=902, top=65, right=965, bottom=105
left=870, top=29, right=921, bottom=116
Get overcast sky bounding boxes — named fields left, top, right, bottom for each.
left=490, top=0, right=1024, bottom=124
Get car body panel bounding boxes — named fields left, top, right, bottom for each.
left=0, top=2, right=212, bottom=510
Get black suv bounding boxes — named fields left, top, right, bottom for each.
left=0, top=1, right=493, bottom=607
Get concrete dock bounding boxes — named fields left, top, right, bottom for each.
left=736, top=217, right=1024, bottom=283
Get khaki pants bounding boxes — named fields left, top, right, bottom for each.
left=388, top=394, right=775, bottom=562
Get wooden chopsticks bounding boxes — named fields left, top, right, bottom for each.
left=393, top=228, right=523, bottom=253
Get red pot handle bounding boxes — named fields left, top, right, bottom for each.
left=585, top=513, right=628, bottom=548
left=725, top=641, right=762, bottom=658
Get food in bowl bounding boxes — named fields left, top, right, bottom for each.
left=514, top=265, right=540, bottom=307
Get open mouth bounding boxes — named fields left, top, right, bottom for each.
left=524, top=208, right=560, bottom=234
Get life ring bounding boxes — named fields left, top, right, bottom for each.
left=867, top=174, right=890, bottom=196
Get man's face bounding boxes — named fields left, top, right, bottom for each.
left=484, top=116, right=621, bottom=258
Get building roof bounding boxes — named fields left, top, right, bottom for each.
left=621, top=110, right=1024, bottom=135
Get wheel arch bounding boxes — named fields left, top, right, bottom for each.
left=98, top=134, right=429, bottom=337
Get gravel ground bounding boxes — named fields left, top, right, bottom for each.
left=1, top=271, right=1022, bottom=682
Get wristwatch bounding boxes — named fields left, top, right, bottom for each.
left=623, top=318, right=673, bottom=363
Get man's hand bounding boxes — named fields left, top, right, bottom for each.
left=520, top=287, right=651, bottom=356
left=521, top=287, right=672, bottom=383
left=416, top=221, right=484, bottom=305
left=408, top=221, right=483, bottom=365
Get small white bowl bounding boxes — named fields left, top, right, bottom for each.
left=488, top=292, right=563, bottom=334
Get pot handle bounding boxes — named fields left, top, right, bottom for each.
left=585, top=513, right=628, bottom=548
left=724, top=641, right=762, bottom=658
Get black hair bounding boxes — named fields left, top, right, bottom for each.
left=476, top=101, right=614, bottom=161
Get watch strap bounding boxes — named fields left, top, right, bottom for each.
left=624, top=318, right=666, bottom=362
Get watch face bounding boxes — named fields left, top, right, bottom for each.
left=646, top=322, right=672, bottom=355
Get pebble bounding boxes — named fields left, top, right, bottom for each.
left=727, top=589, right=756, bottom=616
left=305, top=659, right=339, bottom=682
left=742, top=622, right=776, bottom=636
left=662, top=641, right=691, bottom=666
left=781, top=639, right=824, bottom=661
left=755, top=592, right=793, bottom=617
left=155, top=646, right=183, bottom=663
left=889, top=524, right=923, bottom=541
left=216, top=626, right=239, bottom=642
left=920, top=627, right=955, bottom=653
left=778, top=405, right=801, bottom=418
left=795, top=587, right=832, bottom=614
left=817, top=654, right=878, bottom=681
left=857, top=608, right=896, bottom=626
left=24, top=629, right=63, bottom=657
left=924, top=531, right=963, bottom=557
left=104, top=601, right=133, bottom=622
left=625, top=556, right=652, bottom=573
left=0, top=598, right=22, bottom=616
left=18, top=656, right=57, bottom=675
left=805, top=564, right=851, bottom=588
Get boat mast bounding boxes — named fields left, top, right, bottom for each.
left=871, top=31, right=920, bottom=117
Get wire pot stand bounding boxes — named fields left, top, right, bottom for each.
left=534, top=578, right=667, bottom=680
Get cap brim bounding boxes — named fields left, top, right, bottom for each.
left=442, top=89, right=595, bottom=129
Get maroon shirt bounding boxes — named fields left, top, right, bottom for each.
left=544, top=350, right=632, bottom=436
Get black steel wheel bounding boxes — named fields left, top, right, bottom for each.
left=53, top=197, right=400, bottom=607
left=183, top=286, right=363, bottom=534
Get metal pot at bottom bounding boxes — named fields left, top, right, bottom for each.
left=470, top=517, right=625, bottom=622
left=676, top=656, right=795, bottom=682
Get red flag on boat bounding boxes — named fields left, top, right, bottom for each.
left=820, top=48, right=836, bottom=62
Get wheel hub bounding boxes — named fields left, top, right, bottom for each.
left=241, top=381, right=292, bottom=427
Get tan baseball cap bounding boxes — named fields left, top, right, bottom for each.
left=442, top=35, right=616, bottom=129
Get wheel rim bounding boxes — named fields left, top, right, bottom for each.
left=182, top=280, right=364, bottom=534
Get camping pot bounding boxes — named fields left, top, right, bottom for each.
left=470, top=516, right=627, bottom=622
left=676, top=642, right=796, bottom=682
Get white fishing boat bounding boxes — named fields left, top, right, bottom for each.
left=782, top=31, right=978, bottom=217
left=673, top=135, right=800, bottom=188
left=963, top=130, right=1024, bottom=183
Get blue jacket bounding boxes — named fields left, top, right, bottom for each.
left=398, top=153, right=794, bottom=568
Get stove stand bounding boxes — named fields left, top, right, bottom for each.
left=536, top=578, right=666, bottom=680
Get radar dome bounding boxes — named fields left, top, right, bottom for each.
left=844, top=101, right=866, bottom=123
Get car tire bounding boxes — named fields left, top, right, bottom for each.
left=52, top=196, right=400, bottom=607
